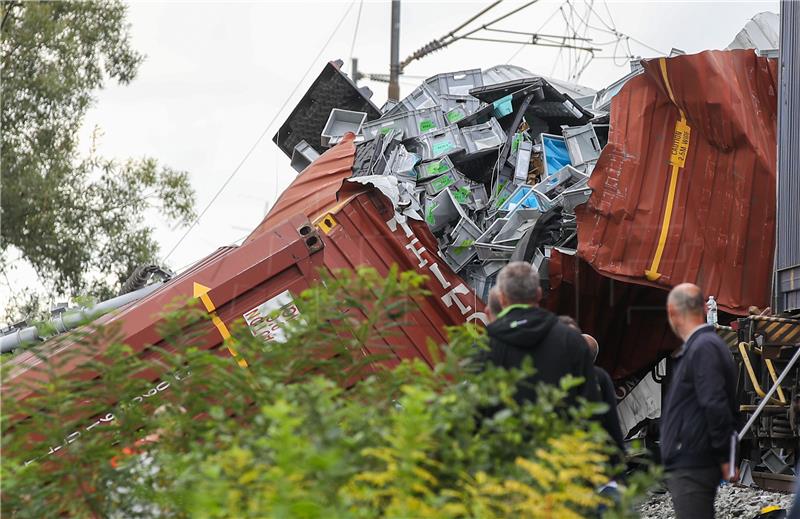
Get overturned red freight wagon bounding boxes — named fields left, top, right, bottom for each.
left=4, top=134, right=486, bottom=462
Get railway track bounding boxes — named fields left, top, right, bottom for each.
left=751, top=471, right=797, bottom=493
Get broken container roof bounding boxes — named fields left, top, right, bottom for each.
left=727, top=11, right=779, bottom=53
left=576, top=50, right=778, bottom=315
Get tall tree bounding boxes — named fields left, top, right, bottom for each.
left=0, top=1, right=196, bottom=318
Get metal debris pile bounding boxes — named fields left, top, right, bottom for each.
left=282, top=62, right=631, bottom=299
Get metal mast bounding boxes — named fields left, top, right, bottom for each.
left=388, top=0, right=401, bottom=101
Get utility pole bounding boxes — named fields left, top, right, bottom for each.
left=351, top=57, right=359, bottom=85
left=388, top=0, right=401, bottom=101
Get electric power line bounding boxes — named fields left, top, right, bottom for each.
left=462, top=35, right=598, bottom=52
left=505, top=1, right=565, bottom=63
left=401, top=0, right=540, bottom=69
left=349, top=0, right=364, bottom=61
left=162, top=0, right=358, bottom=262
left=568, top=0, right=666, bottom=55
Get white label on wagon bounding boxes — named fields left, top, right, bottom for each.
left=242, top=290, right=300, bottom=344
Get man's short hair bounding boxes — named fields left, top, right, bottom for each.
left=497, top=261, right=540, bottom=305
left=668, top=283, right=705, bottom=316
left=487, top=287, right=503, bottom=316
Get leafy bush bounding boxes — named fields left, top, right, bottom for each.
left=2, top=267, right=654, bottom=518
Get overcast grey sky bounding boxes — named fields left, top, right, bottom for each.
left=2, top=0, right=780, bottom=315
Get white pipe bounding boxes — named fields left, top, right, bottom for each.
left=0, top=282, right=164, bottom=354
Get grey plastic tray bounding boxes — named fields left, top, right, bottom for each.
left=416, top=156, right=456, bottom=182
left=532, top=246, right=553, bottom=284
left=388, top=83, right=441, bottom=115
left=424, top=188, right=467, bottom=234
left=562, top=123, right=601, bottom=166
left=414, top=125, right=465, bottom=161
left=443, top=217, right=482, bottom=271
left=452, top=181, right=488, bottom=211
left=561, top=184, right=593, bottom=213
left=491, top=177, right=518, bottom=211
left=494, top=208, right=541, bottom=244
left=533, top=165, right=589, bottom=206
left=439, top=94, right=482, bottom=124
left=361, top=106, right=446, bottom=141
left=321, top=109, right=367, bottom=147
left=425, top=68, right=483, bottom=96
left=475, top=219, right=515, bottom=261
left=424, top=170, right=461, bottom=195
left=499, top=184, right=550, bottom=214
left=513, top=140, right=533, bottom=184
left=290, top=140, right=320, bottom=173
left=464, top=260, right=504, bottom=302
left=460, top=118, right=506, bottom=158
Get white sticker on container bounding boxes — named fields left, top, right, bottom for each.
left=242, top=290, right=301, bottom=345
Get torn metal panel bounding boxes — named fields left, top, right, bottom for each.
left=727, top=11, right=779, bottom=52
left=576, top=50, right=778, bottom=314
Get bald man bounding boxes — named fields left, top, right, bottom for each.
left=661, top=283, right=738, bottom=519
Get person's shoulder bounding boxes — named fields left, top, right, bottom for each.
left=696, top=326, right=728, bottom=348
left=594, top=366, right=615, bottom=395
left=689, top=327, right=732, bottom=359
left=547, top=319, right=582, bottom=343
left=594, top=365, right=612, bottom=383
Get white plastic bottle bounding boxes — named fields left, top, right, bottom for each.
left=707, top=296, right=718, bottom=325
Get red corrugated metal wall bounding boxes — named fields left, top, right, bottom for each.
left=577, top=50, right=778, bottom=314
left=546, top=250, right=679, bottom=381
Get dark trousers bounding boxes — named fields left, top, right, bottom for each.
left=666, top=467, right=720, bottom=519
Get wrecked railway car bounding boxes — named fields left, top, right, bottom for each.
left=3, top=48, right=797, bottom=485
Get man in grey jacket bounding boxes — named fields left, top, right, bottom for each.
left=661, top=283, right=739, bottom=519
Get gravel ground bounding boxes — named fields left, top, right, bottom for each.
left=640, top=485, right=795, bottom=518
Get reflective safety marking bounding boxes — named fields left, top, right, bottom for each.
left=645, top=162, right=681, bottom=282
left=670, top=118, right=691, bottom=168
left=645, top=58, right=692, bottom=282
left=193, top=282, right=248, bottom=368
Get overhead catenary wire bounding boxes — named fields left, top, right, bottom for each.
left=570, top=0, right=595, bottom=80
left=401, top=0, right=541, bottom=69
left=483, top=27, right=592, bottom=41
left=349, top=0, right=364, bottom=61
left=505, top=0, right=565, bottom=63
left=462, top=36, right=598, bottom=52
left=567, top=0, right=666, bottom=55
left=162, top=0, right=358, bottom=262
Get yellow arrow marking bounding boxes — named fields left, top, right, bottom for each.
left=645, top=58, right=691, bottom=282
left=193, top=282, right=248, bottom=367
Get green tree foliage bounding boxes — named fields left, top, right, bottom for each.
left=0, top=0, right=196, bottom=314
left=1, top=267, right=655, bottom=517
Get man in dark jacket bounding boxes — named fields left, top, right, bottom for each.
left=584, top=333, right=626, bottom=456
left=558, top=316, right=626, bottom=457
left=661, top=283, right=738, bottom=519
left=484, top=262, right=600, bottom=405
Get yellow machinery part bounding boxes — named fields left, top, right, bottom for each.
left=764, top=358, right=787, bottom=404
left=738, top=342, right=784, bottom=406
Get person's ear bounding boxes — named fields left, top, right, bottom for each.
left=667, top=304, right=679, bottom=327
left=498, top=291, right=508, bottom=308
left=536, top=286, right=542, bottom=303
